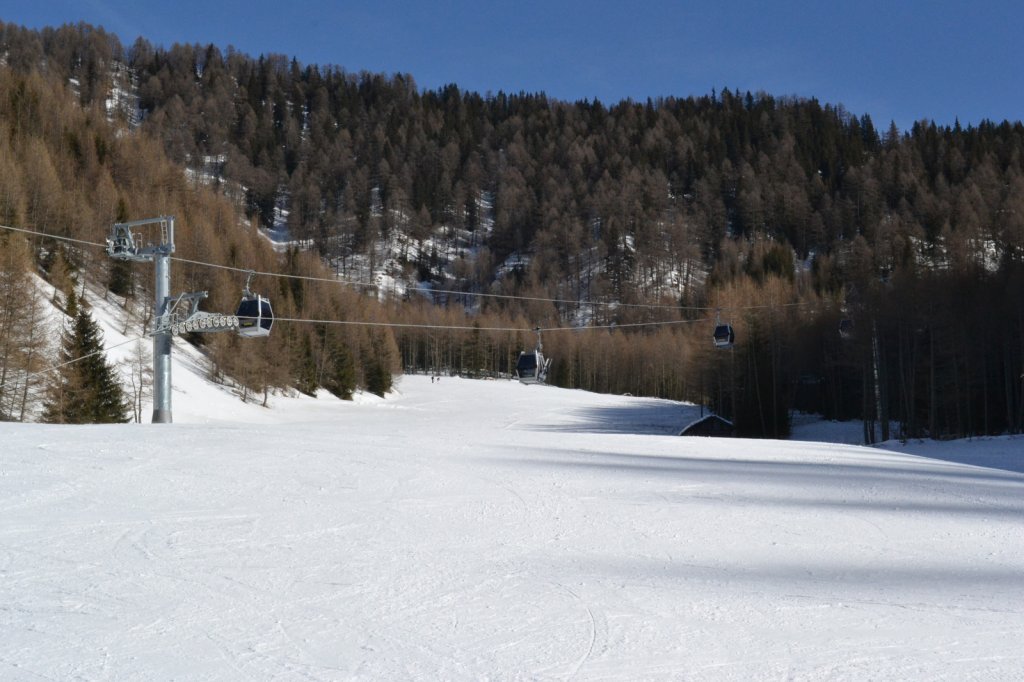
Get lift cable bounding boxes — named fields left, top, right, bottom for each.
left=1, top=223, right=813, bottom=316
left=25, top=335, right=149, bottom=380
left=174, top=254, right=700, bottom=310
left=269, top=315, right=706, bottom=334
left=0, top=224, right=108, bottom=249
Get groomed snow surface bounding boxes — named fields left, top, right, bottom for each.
left=3, top=369, right=1024, bottom=679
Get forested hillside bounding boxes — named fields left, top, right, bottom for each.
left=1, top=20, right=1022, bottom=438
left=0, top=23, right=398, bottom=423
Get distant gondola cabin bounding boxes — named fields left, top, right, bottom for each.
left=516, top=351, right=537, bottom=377
left=515, top=350, right=545, bottom=384
left=713, top=324, right=735, bottom=348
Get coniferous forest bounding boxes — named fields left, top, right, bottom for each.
left=0, top=21, right=1022, bottom=438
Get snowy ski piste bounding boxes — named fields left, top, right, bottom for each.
left=3, top=371, right=1023, bottom=679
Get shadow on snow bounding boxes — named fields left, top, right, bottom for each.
left=487, top=445, right=1024, bottom=521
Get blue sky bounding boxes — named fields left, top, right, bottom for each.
left=2, top=0, right=1021, bottom=130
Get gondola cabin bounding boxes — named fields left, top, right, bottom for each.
left=839, top=318, right=853, bottom=340
left=712, top=323, right=735, bottom=349
left=515, top=350, right=547, bottom=385
left=236, top=294, right=273, bottom=338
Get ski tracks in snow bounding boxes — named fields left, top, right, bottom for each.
left=550, top=582, right=600, bottom=679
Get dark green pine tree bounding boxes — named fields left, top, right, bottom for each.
left=294, top=333, right=320, bottom=397
left=323, top=339, right=356, bottom=400
left=42, top=292, right=129, bottom=424
left=362, top=331, right=393, bottom=398
left=364, top=358, right=392, bottom=398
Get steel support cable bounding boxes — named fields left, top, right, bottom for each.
left=270, top=315, right=712, bottom=334
left=0, top=223, right=108, bottom=249
left=26, top=335, right=148, bottom=380
left=173, top=254, right=694, bottom=310
left=0, top=223, right=813, bottom=315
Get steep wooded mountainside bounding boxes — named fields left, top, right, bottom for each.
left=0, top=26, right=398, bottom=422
left=0, top=20, right=1022, bottom=438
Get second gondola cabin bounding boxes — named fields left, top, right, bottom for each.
left=515, top=350, right=541, bottom=384
left=516, top=327, right=550, bottom=385
left=515, top=349, right=550, bottom=385
left=712, top=323, right=735, bottom=348
left=236, top=293, right=273, bottom=338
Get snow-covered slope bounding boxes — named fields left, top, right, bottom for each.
left=2, top=373, right=1023, bottom=680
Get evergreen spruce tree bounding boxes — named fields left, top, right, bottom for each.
left=42, top=292, right=129, bottom=423
left=364, top=357, right=392, bottom=398
left=294, top=334, right=320, bottom=396
left=362, top=331, right=393, bottom=398
left=323, top=339, right=356, bottom=400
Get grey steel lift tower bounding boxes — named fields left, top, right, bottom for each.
left=107, top=216, right=240, bottom=423
left=107, top=216, right=176, bottom=423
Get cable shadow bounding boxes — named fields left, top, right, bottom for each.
left=651, top=488, right=1024, bottom=520
left=522, top=401, right=702, bottom=436
left=553, top=555, right=1024, bottom=593
left=881, top=437, right=1024, bottom=475
left=486, top=446, right=1024, bottom=517
left=492, top=445, right=1024, bottom=486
